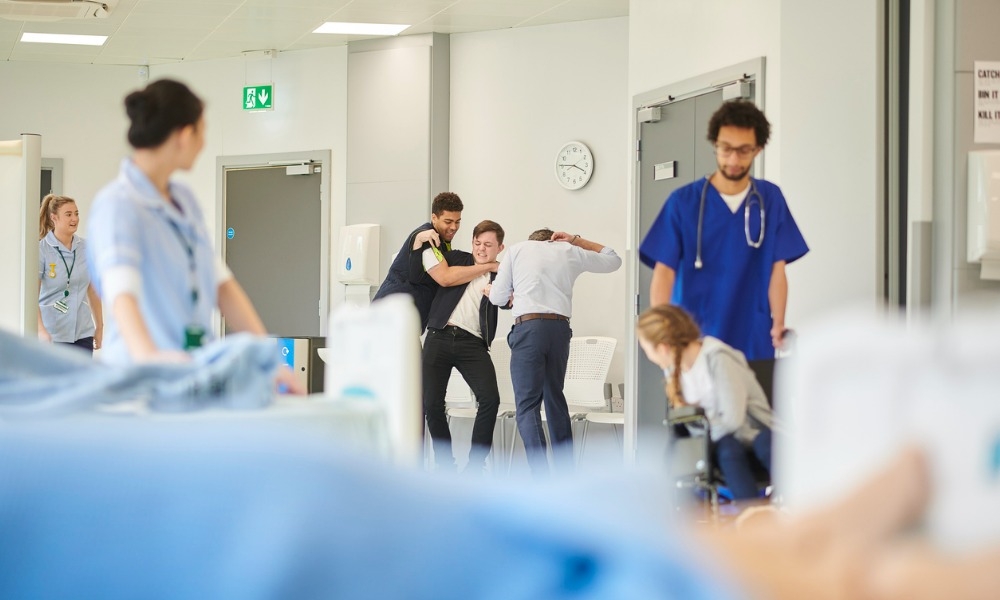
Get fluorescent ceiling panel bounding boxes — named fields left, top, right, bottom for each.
left=313, top=22, right=409, bottom=36
left=20, top=32, right=107, bottom=46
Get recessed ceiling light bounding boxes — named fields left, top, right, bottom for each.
left=21, top=32, right=108, bottom=46
left=313, top=22, right=410, bottom=36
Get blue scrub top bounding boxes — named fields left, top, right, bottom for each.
left=640, top=177, right=808, bottom=360
left=38, top=232, right=96, bottom=343
left=87, top=159, right=219, bottom=365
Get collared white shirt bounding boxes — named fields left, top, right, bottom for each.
left=38, top=232, right=96, bottom=343
left=488, top=240, right=621, bottom=319
left=88, top=158, right=232, bottom=365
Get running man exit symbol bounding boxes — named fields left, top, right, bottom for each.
left=243, top=84, right=274, bottom=111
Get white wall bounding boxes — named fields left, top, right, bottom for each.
left=450, top=18, right=630, bottom=384
left=151, top=47, right=349, bottom=307
left=779, top=0, right=880, bottom=326
left=0, top=62, right=138, bottom=230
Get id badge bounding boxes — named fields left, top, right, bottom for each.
left=184, top=324, right=205, bottom=350
left=53, top=299, right=69, bottom=314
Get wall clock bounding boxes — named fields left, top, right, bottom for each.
left=555, top=140, right=594, bottom=190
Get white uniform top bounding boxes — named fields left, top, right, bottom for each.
left=88, top=158, right=232, bottom=365
left=38, top=232, right=96, bottom=343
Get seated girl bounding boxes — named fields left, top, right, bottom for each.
left=637, top=305, right=774, bottom=500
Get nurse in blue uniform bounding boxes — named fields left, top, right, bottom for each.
left=87, top=79, right=301, bottom=392
left=37, top=194, right=103, bottom=354
left=640, top=100, right=808, bottom=361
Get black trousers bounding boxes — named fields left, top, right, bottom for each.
left=423, top=326, right=501, bottom=468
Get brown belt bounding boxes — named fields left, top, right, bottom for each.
left=514, top=313, right=569, bottom=325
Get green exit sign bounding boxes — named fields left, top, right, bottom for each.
left=243, top=84, right=274, bottom=111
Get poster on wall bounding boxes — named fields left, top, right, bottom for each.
left=974, top=61, right=1000, bottom=144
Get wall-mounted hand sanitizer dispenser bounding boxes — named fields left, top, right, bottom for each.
left=968, top=151, right=1000, bottom=280
left=338, top=224, right=380, bottom=284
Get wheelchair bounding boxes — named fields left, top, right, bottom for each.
left=665, top=356, right=779, bottom=520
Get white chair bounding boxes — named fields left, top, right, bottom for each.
left=579, top=383, right=625, bottom=455
left=563, top=337, right=618, bottom=460
left=506, top=336, right=617, bottom=467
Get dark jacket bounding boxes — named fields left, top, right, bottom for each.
left=372, top=222, right=448, bottom=331
left=425, top=250, right=499, bottom=349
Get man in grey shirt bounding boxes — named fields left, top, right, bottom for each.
left=489, top=229, right=621, bottom=476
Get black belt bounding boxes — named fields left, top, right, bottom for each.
left=429, top=325, right=474, bottom=337
left=514, top=313, right=569, bottom=325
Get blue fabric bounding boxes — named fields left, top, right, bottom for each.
left=0, top=329, right=279, bottom=416
left=639, top=177, right=808, bottom=360
left=87, top=159, right=220, bottom=365
left=38, top=233, right=97, bottom=343
left=0, top=419, right=741, bottom=600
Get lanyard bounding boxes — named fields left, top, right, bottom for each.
left=165, top=218, right=199, bottom=309
left=55, top=247, right=76, bottom=297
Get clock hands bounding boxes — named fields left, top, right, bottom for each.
left=558, top=163, right=586, bottom=172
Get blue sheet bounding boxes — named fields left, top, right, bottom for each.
left=0, top=329, right=279, bottom=416
left=0, top=419, right=741, bottom=600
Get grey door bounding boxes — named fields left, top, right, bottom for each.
left=635, top=90, right=726, bottom=456
left=224, top=166, right=322, bottom=337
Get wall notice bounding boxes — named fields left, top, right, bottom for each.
left=974, top=61, right=1000, bottom=144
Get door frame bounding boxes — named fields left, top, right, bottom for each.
left=625, top=58, right=766, bottom=463
left=216, top=150, right=332, bottom=337
left=40, top=158, right=64, bottom=199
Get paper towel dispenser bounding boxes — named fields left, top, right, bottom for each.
left=338, top=224, right=379, bottom=284
left=967, top=151, right=1000, bottom=280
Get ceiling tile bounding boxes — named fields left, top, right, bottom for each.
left=517, top=0, right=627, bottom=27
left=440, top=0, right=564, bottom=19
left=0, top=0, right=629, bottom=65
left=9, top=50, right=103, bottom=64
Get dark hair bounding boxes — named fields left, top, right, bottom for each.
left=636, top=305, right=701, bottom=408
left=707, top=99, right=771, bottom=148
left=431, top=192, right=463, bottom=216
left=528, top=228, right=554, bottom=242
left=472, top=220, right=505, bottom=245
left=124, top=79, right=204, bottom=149
left=39, top=194, right=76, bottom=240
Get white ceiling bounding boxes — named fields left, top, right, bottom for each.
left=0, top=0, right=628, bottom=65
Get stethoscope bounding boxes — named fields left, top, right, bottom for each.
left=694, top=175, right=765, bottom=269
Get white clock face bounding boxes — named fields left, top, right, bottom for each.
left=555, top=141, right=594, bottom=190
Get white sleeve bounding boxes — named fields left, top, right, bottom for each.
left=214, top=255, right=234, bottom=286
left=422, top=247, right=442, bottom=272
left=101, top=265, right=142, bottom=304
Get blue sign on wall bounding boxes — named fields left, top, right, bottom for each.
left=227, top=227, right=235, bottom=240
left=345, top=257, right=352, bottom=271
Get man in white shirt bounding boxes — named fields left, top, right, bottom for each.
left=488, top=229, right=621, bottom=475
left=419, top=221, right=505, bottom=472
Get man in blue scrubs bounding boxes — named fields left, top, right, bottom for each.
left=640, top=100, right=808, bottom=360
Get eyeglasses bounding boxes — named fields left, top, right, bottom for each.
left=714, top=143, right=758, bottom=158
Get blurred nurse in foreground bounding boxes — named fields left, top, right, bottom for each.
left=87, top=79, right=301, bottom=391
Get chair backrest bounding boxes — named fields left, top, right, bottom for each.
left=489, top=339, right=517, bottom=408
left=564, top=336, right=617, bottom=410
left=444, top=368, right=474, bottom=408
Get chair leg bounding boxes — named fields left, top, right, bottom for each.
left=579, top=419, right=589, bottom=462
left=611, top=423, right=621, bottom=450
left=506, top=423, right=518, bottom=475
